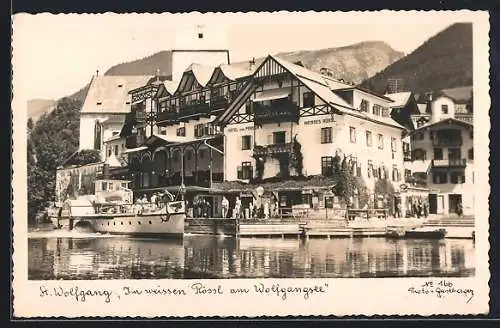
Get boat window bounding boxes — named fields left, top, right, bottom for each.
left=138, top=221, right=141, bottom=225
left=107, top=222, right=109, bottom=226
left=113, top=222, right=116, bottom=225
left=121, top=222, right=123, bottom=225
left=149, top=221, right=152, bottom=224
left=129, top=221, right=132, bottom=225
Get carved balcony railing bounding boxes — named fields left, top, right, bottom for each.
left=432, top=138, right=463, bottom=147
left=432, top=158, right=467, bottom=168
left=156, top=110, right=179, bottom=126
left=209, top=96, right=229, bottom=112
left=253, top=142, right=293, bottom=157
left=454, top=113, right=473, bottom=123
left=253, top=99, right=299, bottom=125
left=178, top=100, right=210, bottom=121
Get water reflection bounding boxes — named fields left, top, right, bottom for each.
left=28, top=234, right=475, bottom=280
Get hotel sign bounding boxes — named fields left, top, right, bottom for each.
left=303, top=117, right=335, bottom=125
left=227, top=126, right=259, bottom=133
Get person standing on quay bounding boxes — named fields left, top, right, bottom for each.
left=234, top=196, right=242, bottom=219
left=221, top=196, right=229, bottom=218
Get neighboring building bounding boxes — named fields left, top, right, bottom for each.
left=78, top=74, right=154, bottom=159
left=405, top=86, right=474, bottom=216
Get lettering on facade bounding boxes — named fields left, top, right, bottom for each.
left=303, top=118, right=335, bottom=125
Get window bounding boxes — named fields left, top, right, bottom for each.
left=373, top=104, right=382, bottom=116
left=434, top=148, right=443, bottom=160
left=432, top=172, right=447, bottom=184
left=199, top=149, right=205, bottom=159
left=360, top=99, right=369, bottom=112
left=391, top=137, right=397, bottom=152
left=114, top=145, right=119, bottom=155
left=377, top=134, right=384, bottom=149
left=237, top=161, right=253, bottom=180
left=198, top=33, right=203, bottom=39
left=413, top=149, right=427, bottom=160
left=303, top=92, right=315, bottom=107
left=382, top=108, right=390, bottom=117
left=468, top=148, right=474, bottom=160
left=441, top=104, right=449, bottom=114
left=107, top=148, right=112, bottom=157
left=242, top=135, right=252, bottom=150
left=321, top=156, right=334, bottom=176
left=412, top=132, right=424, bottom=141
left=273, top=131, right=286, bottom=144
left=321, top=127, right=332, bottom=144
left=94, top=121, right=102, bottom=150
left=349, top=127, right=356, bottom=143
left=392, top=166, right=401, bottom=182
left=367, top=160, right=374, bottom=178
left=366, top=131, right=372, bottom=147
left=176, top=127, right=186, bottom=137
left=450, top=172, right=465, bottom=184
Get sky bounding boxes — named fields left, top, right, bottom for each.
left=12, top=11, right=475, bottom=101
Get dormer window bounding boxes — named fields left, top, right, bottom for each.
left=126, top=101, right=131, bottom=105
left=360, top=99, right=369, bottom=112
left=441, top=104, right=449, bottom=114
left=118, top=84, right=123, bottom=88
left=198, top=33, right=203, bottom=39
left=97, top=102, right=102, bottom=105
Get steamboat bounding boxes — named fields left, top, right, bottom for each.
left=49, top=179, right=185, bottom=238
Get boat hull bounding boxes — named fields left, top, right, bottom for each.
left=54, top=213, right=185, bottom=238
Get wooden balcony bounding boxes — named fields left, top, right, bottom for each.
left=432, top=158, right=467, bottom=168
left=178, top=100, right=210, bottom=121
left=253, top=142, right=292, bottom=157
left=210, top=96, right=229, bottom=112
left=156, top=110, right=179, bottom=126
left=253, top=99, right=299, bottom=125
left=125, top=135, right=146, bottom=149
left=454, top=113, right=473, bottom=123
left=432, top=138, right=463, bottom=147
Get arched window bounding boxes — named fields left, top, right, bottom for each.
left=94, top=120, right=102, bottom=150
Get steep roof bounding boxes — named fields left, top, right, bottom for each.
left=81, top=75, right=153, bottom=114
left=411, top=117, right=473, bottom=132
left=220, top=64, right=253, bottom=80
left=217, top=54, right=405, bottom=129
left=271, top=56, right=405, bottom=129
left=385, top=92, right=412, bottom=108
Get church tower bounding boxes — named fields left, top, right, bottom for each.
left=171, top=24, right=230, bottom=81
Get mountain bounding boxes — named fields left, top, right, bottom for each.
left=233, top=41, right=404, bottom=84
left=67, top=42, right=401, bottom=101
left=27, top=99, right=56, bottom=122
left=360, top=23, right=473, bottom=94
left=28, top=41, right=403, bottom=120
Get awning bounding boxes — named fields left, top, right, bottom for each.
left=123, top=146, right=148, bottom=154
left=253, top=88, right=290, bottom=102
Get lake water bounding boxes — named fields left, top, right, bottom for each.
left=27, top=228, right=475, bottom=280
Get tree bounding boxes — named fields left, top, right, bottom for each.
left=333, top=155, right=369, bottom=208
left=27, top=97, right=82, bottom=222
left=374, top=178, right=396, bottom=215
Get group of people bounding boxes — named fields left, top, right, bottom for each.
left=191, top=197, right=213, bottom=218
left=133, top=191, right=175, bottom=214
left=405, top=199, right=429, bottom=219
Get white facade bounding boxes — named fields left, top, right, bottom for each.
left=79, top=114, right=125, bottom=159
left=408, top=120, right=474, bottom=215
left=224, top=78, right=405, bottom=192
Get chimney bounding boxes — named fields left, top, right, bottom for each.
left=96, top=69, right=99, bottom=76
left=156, top=68, right=160, bottom=82
left=249, top=58, right=256, bottom=71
